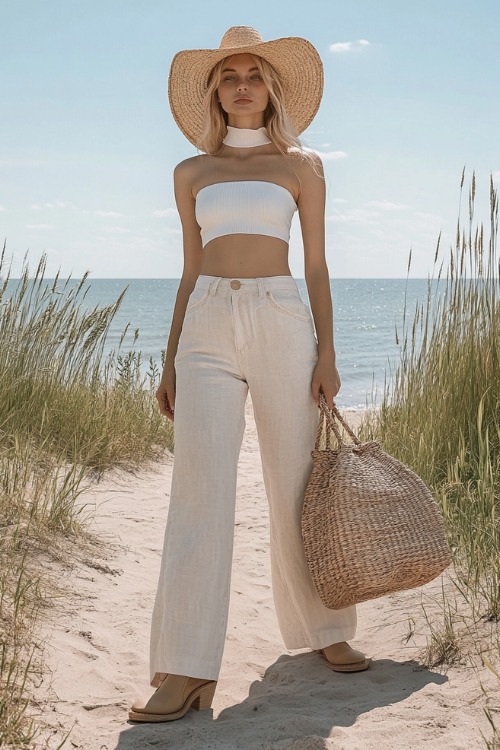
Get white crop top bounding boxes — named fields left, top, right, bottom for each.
left=194, top=180, right=297, bottom=247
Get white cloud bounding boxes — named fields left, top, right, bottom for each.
left=332, top=198, right=348, bottom=204
left=413, top=211, right=446, bottom=224
left=45, top=201, right=70, bottom=209
left=332, top=208, right=380, bottom=224
left=314, top=150, right=349, bottom=161
left=31, top=201, right=70, bottom=210
left=102, top=226, right=131, bottom=234
left=94, top=210, right=125, bottom=217
left=492, top=171, right=500, bottom=183
left=26, top=223, right=54, bottom=229
left=329, top=39, right=371, bottom=53
left=329, top=42, right=353, bottom=53
left=0, top=205, right=7, bottom=212
left=152, top=208, right=177, bottom=217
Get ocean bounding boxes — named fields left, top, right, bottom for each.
left=53, top=277, right=430, bottom=409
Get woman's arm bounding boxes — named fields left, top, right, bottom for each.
left=156, top=157, right=203, bottom=420
left=296, top=153, right=341, bottom=408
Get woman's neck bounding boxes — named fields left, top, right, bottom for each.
left=222, top=125, right=272, bottom=148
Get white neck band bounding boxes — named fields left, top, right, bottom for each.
left=222, top=126, right=272, bottom=148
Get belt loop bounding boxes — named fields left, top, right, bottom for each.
left=256, top=277, right=265, bottom=298
left=209, top=277, right=223, bottom=295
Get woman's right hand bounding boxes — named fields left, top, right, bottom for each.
left=156, top=364, right=176, bottom=421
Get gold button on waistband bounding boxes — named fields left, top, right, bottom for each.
left=230, top=279, right=241, bottom=290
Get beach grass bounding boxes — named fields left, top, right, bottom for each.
left=481, top=659, right=500, bottom=749
left=361, top=172, right=499, bottom=665
left=0, top=244, right=172, bottom=746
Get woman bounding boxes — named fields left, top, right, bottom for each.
left=129, top=25, right=370, bottom=724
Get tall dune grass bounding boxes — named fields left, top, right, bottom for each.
left=0, top=244, right=172, bottom=746
left=364, top=172, right=499, bottom=623
left=482, top=659, right=500, bottom=749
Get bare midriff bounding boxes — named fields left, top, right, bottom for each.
left=199, top=234, right=292, bottom=278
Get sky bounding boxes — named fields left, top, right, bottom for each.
left=1, top=0, right=499, bottom=279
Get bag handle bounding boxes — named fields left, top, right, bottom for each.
left=314, top=392, right=361, bottom=449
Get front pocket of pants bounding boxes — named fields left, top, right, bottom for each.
left=184, top=288, right=211, bottom=318
left=266, top=290, right=311, bottom=321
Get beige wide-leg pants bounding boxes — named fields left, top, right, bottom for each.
left=149, top=274, right=356, bottom=683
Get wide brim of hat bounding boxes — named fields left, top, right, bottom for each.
left=168, top=36, right=323, bottom=148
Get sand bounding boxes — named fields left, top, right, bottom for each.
left=32, top=395, right=497, bottom=750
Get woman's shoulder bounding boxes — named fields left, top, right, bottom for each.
left=286, top=147, right=325, bottom=183
left=174, top=154, right=209, bottom=178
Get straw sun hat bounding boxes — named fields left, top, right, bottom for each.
left=168, top=26, right=324, bottom=147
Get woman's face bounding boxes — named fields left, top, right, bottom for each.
left=216, top=53, right=269, bottom=124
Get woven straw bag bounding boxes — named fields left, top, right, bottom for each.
left=301, top=393, right=452, bottom=609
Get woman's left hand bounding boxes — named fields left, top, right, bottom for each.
left=311, top=356, right=341, bottom=408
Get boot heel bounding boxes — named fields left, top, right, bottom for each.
left=193, top=681, right=217, bottom=710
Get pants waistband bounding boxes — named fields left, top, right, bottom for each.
left=195, top=275, right=300, bottom=298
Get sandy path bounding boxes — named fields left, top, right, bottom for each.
left=33, top=395, right=496, bottom=750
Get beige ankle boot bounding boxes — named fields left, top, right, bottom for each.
left=128, top=673, right=217, bottom=722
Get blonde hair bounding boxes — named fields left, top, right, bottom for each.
left=197, top=54, right=318, bottom=168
